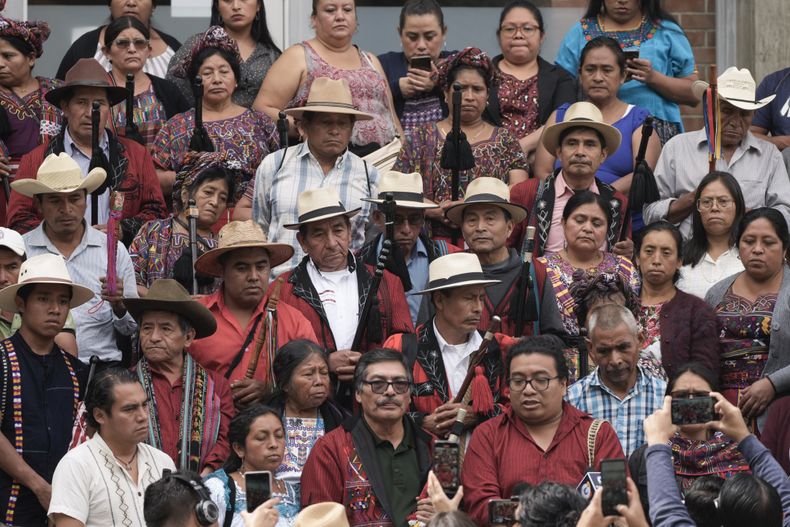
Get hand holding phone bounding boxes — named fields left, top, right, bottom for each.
left=433, top=441, right=460, bottom=498
left=671, top=396, right=715, bottom=425
left=488, top=498, right=519, bottom=525
left=410, top=56, right=433, bottom=72
left=245, top=471, right=272, bottom=513
left=600, top=459, right=627, bottom=517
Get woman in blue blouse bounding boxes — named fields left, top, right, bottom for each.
left=556, top=0, right=698, bottom=144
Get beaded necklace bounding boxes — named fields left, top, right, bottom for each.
left=580, top=15, right=658, bottom=49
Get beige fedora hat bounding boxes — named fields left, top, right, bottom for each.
left=12, top=152, right=107, bottom=198
left=445, top=177, right=528, bottom=226
left=283, top=77, right=373, bottom=120
left=691, top=67, right=776, bottom=111
left=283, top=187, right=360, bottom=230
left=195, top=220, right=294, bottom=277
left=362, top=170, right=438, bottom=210
left=294, top=502, right=349, bottom=527
left=124, top=279, right=217, bottom=339
left=541, top=102, right=622, bottom=155
left=0, top=253, right=94, bottom=312
left=417, top=252, right=499, bottom=294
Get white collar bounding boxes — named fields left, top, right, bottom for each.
left=432, top=318, right=483, bottom=352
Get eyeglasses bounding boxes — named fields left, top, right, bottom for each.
left=361, top=379, right=411, bottom=394
left=393, top=213, right=425, bottom=227
left=114, top=38, right=150, bottom=50
left=697, top=197, right=733, bottom=210
left=670, top=390, right=710, bottom=399
left=507, top=376, right=558, bottom=392
left=500, top=24, right=540, bottom=37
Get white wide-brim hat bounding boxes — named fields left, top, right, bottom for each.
left=362, top=170, right=437, bottom=210
left=445, top=176, right=528, bottom=226
left=284, top=187, right=360, bottom=230
left=417, top=253, right=499, bottom=294
left=541, top=101, right=622, bottom=155
left=691, top=66, right=776, bottom=111
left=195, top=220, right=294, bottom=277
left=12, top=152, right=106, bottom=198
left=0, top=253, right=94, bottom=312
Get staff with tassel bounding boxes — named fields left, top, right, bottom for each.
left=123, top=73, right=145, bottom=146
left=87, top=101, right=111, bottom=226
left=187, top=198, right=199, bottom=294
left=703, top=64, right=721, bottom=174
left=514, top=225, right=537, bottom=336
left=106, top=191, right=124, bottom=297
left=190, top=76, right=214, bottom=152
left=245, top=276, right=284, bottom=400
left=451, top=316, right=500, bottom=413
left=277, top=111, right=289, bottom=149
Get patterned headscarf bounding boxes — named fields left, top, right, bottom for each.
left=434, top=47, right=494, bottom=91
left=169, top=25, right=241, bottom=79
left=0, top=15, right=50, bottom=58
left=172, top=150, right=242, bottom=211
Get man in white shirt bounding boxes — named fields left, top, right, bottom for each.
left=48, top=367, right=175, bottom=527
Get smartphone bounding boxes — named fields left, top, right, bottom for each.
left=671, top=396, right=715, bottom=425
left=410, top=55, right=432, bottom=72
left=488, top=498, right=519, bottom=525
left=600, top=459, right=628, bottom=517
left=623, top=50, right=639, bottom=62
left=245, top=471, right=272, bottom=513
left=433, top=441, right=460, bottom=498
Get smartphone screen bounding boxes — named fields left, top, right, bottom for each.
left=600, top=459, right=627, bottom=516
left=410, top=56, right=432, bottom=71
left=245, top=471, right=272, bottom=513
left=624, top=50, right=639, bottom=62
left=433, top=441, right=460, bottom=497
left=488, top=499, right=518, bottom=525
left=671, top=396, right=715, bottom=425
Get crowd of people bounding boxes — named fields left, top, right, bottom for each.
left=1, top=0, right=790, bottom=526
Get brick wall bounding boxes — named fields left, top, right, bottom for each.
left=548, top=0, right=717, bottom=132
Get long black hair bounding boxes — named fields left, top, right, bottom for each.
left=736, top=208, right=790, bottom=250
left=562, top=190, right=613, bottom=229
left=104, top=15, right=151, bottom=48
left=583, top=0, right=678, bottom=24
left=665, top=362, right=719, bottom=397
left=579, top=35, right=626, bottom=74
left=271, top=339, right=327, bottom=397
left=211, top=0, right=281, bottom=53
left=399, top=0, right=445, bottom=32
left=683, top=171, right=745, bottom=267
left=224, top=404, right=282, bottom=473
left=636, top=220, right=683, bottom=283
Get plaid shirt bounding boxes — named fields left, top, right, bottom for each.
left=565, top=366, right=666, bottom=457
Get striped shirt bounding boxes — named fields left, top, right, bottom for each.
left=249, top=142, right=379, bottom=276
left=565, top=366, right=666, bottom=457
left=24, top=223, right=138, bottom=363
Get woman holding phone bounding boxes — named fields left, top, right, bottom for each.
left=205, top=405, right=299, bottom=527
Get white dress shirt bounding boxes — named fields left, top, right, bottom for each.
left=433, top=320, right=483, bottom=398
left=306, top=259, right=360, bottom=350
left=677, top=246, right=744, bottom=299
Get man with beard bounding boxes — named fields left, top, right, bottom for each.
left=644, top=67, right=790, bottom=240
left=300, top=349, right=435, bottom=527
left=566, top=304, right=666, bottom=456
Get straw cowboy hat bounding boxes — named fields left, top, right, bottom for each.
left=445, top=176, right=528, bottom=226
left=195, top=220, right=294, bottom=277
left=691, top=67, right=776, bottom=111
left=541, top=101, right=622, bottom=155
left=362, top=171, right=438, bottom=210
left=11, top=153, right=106, bottom=198
left=294, top=503, right=350, bottom=527
left=283, top=77, right=374, bottom=121
left=45, top=58, right=128, bottom=107
left=0, top=253, right=94, bottom=312
left=124, top=279, right=217, bottom=338
left=417, top=253, right=500, bottom=294
left=283, top=187, right=360, bottom=230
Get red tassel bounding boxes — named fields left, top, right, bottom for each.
left=470, top=366, right=495, bottom=414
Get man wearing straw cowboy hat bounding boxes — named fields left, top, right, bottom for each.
left=0, top=253, right=93, bottom=526
left=189, top=220, right=317, bottom=406
left=276, top=187, right=412, bottom=408
left=17, top=152, right=139, bottom=366
left=509, top=102, right=632, bottom=258
left=124, top=279, right=234, bottom=476
left=358, top=170, right=459, bottom=327
left=384, top=253, right=518, bottom=438
left=7, top=58, right=166, bottom=245
left=234, top=77, right=380, bottom=276
left=644, top=66, right=790, bottom=240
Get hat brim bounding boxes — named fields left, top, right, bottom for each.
left=541, top=119, right=622, bottom=156
left=445, top=200, right=528, bottom=226
left=361, top=197, right=438, bottom=210
left=124, top=298, right=217, bottom=339
left=0, top=279, right=94, bottom=313
left=416, top=277, right=500, bottom=295
left=691, top=80, right=776, bottom=111
left=11, top=167, right=107, bottom=198
left=45, top=82, right=129, bottom=107
left=194, top=242, right=295, bottom=277
left=283, top=105, right=374, bottom=121
left=283, top=208, right=361, bottom=230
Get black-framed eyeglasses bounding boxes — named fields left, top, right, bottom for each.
left=507, top=376, right=558, bottom=392
left=393, top=213, right=425, bottom=226
left=670, top=390, right=710, bottom=399
left=362, top=379, right=411, bottom=394
left=114, top=38, right=149, bottom=50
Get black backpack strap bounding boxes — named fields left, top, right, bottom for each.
left=224, top=477, right=236, bottom=527
left=224, top=314, right=264, bottom=380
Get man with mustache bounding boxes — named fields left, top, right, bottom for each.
left=277, top=187, right=413, bottom=409
left=566, top=303, right=666, bottom=456
left=384, top=253, right=517, bottom=438
left=358, top=170, right=459, bottom=327
left=124, top=279, right=234, bottom=476
left=188, top=220, right=316, bottom=407
left=644, top=67, right=790, bottom=240
left=300, top=349, right=436, bottom=527
left=509, top=102, right=632, bottom=258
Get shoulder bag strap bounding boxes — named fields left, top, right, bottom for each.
left=224, top=314, right=264, bottom=380
left=224, top=477, right=236, bottom=527
left=587, top=419, right=604, bottom=468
